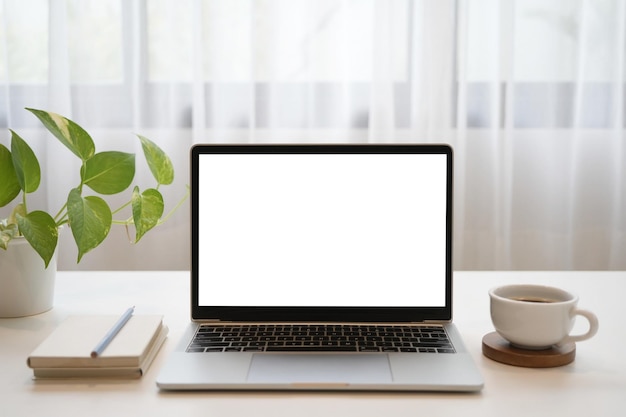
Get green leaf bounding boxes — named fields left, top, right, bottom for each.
left=0, top=202, right=25, bottom=249
left=16, top=211, right=58, bottom=268
left=0, top=223, right=19, bottom=250
left=83, top=151, right=136, bottom=195
left=137, top=135, right=174, bottom=185
left=0, top=143, right=21, bottom=207
left=131, top=187, right=164, bottom=243
left=10, top=130, right=41, bottom=194
left=9, top=203, right=26, bottom=225
left=67, top=188, right=112, bottom=262
left=26, top=108, right=95, bottom=161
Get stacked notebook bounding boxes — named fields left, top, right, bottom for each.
left=27, top=315, right=168, bottom=379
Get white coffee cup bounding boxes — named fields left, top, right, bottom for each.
left=489, top=284, right=599, bottom=350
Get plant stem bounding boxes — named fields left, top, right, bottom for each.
left=21, top=192, right=27, bottom=213
left=53, top=203, right=67, bottom=222
left=111, top=200, right=132, bottom=216
left=157, top=186, right=189, bottom=225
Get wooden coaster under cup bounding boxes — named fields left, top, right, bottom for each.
left=482, top=332, right=576, bottom=368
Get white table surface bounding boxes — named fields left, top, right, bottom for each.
left=1, top=271, right=624, bottom=417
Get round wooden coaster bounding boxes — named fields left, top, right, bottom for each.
left=482, top=332, right=575, bottom=368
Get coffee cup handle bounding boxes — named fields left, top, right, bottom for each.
left=559, top=309, right=599, bottom=346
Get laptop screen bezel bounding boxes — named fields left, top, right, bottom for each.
left=190, top=144, right=453, bottom=323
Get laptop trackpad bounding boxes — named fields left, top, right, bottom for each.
left=247, top=354, right=392, bottom=385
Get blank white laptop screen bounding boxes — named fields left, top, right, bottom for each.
left=196, top=151, right=448, bottom=309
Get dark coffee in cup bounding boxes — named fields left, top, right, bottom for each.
left=508, top=296, right=558, bottom=303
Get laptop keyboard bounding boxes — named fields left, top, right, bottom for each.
left=186, top=324, right=455, bottom=353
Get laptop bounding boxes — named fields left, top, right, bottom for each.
left=156, top=143, right=483, bottom=392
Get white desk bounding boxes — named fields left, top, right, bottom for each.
left=1, top=271, right=624, bottom=416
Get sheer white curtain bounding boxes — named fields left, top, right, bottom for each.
left=1, top=0, right=624, bottom=270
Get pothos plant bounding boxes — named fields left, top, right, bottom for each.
left=0, top=108, right=188, bottom=267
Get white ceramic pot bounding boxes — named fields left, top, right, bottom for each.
left=0, top=237, right=57, bottom=317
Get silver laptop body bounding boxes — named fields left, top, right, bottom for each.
left=156, top=144, right=483, bottom=392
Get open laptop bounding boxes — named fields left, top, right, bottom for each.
left=156, top=144, right=483, bottom=392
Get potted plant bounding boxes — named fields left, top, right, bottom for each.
left=0, top=108, right=188, bottom=317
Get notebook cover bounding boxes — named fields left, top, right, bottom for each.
left=27, top=315, right=165, bottom=369
left=30, top=324, right=168, bottom=378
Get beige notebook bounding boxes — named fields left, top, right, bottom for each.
left=28, top=315, right=167, bottom=377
